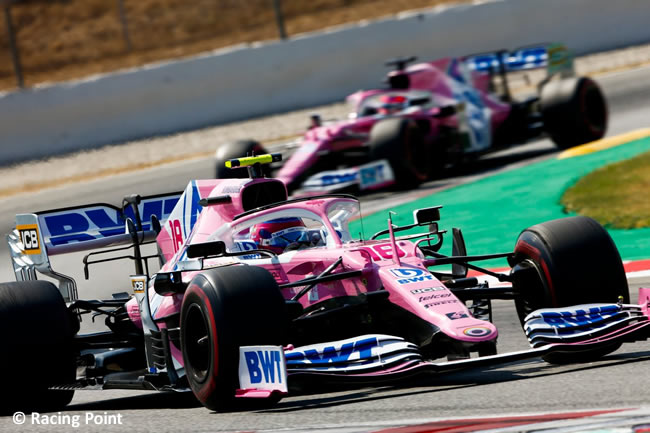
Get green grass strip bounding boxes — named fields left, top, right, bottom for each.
left=562, top=150, right=650, bottom=229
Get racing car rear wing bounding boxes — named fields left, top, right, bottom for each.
left=6, top=192, right=182, bottom=302
left=465, top=43, right=574, bottom=102
left=465, top=43, right=574, bottom=78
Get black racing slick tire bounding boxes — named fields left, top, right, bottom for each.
left=368, top=118, right=430, bottom=188
left=180, top=266, right=287, bottom=411
left=540, top=77, right=608, bottom=149
left=510, top=216, right=629, bottom=363
left=215, top=139, right=268, bottom=179
left=0, top=281, right=79, bottom=413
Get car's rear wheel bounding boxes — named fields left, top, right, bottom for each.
left=0, top=281, right=78, bottom=413
left=540, top=77, right=608, bottom=149
left=215, top=139, right=268, bottom=179
left=510, top=216, right=629, bottom=363
left=368, top=118, right=430, bottom=188
left=180, top=266, right=287, bottom=411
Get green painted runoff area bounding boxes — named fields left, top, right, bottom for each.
left=352, top=137, right=650, bottom=268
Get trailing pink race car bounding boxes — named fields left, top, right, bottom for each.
left=3, top=155, right=647, bottom=413
left=215, top=44, right=607, bottom=194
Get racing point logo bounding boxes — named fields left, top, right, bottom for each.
left=446, top=311, right=469, bottom=320
left=17, top=225, right=41, bottom=255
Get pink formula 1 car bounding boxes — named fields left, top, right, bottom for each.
left=215, top=44, right=607, bottom=194
left=2, top=155, right=647, bottom=413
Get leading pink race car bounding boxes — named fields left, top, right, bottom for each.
left=2, top=155, right=647, bottom=413
left=216, top=44, right=607, bottom=194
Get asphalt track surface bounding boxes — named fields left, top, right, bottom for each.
left=2, top=66, right=650, bottom=432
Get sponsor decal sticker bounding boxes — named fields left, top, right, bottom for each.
left=424, top=299, right=460, bottom=308
left=321, top=172, right=358, bottom=186
left=239, top=346, right=287, bottom=393
left=390, top=268, right=434, bottom=285
left=410, top=287, right=444, bottom=294
left=359, top=160, right=394, bottom=190
left=539, top=306, right=620, bottom=328
left=462, top=326, right=492, bottom=337
left=130, top=276, right=146, bottom=294
left=446, top=311, right=469, bottom=320
left=40, top=195, right=180, bottom=247
left=17, top=224, right=41, bottom=255
left=359, top=165, right=381, bottom=189
left=285, top=337, right=378, bottom=365
left=418, top=293, right=452, bottom=303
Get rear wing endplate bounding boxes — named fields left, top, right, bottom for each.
left=6, top=192, right=182, bottom=302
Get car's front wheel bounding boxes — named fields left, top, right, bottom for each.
left=510, top=216, right=629, bottom=363
left=180, top=266, right=287, bottom=411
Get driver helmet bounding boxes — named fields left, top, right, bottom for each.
left=378, top=94, right=408, bottom=115
left=250, top=217, right=309, bottom=253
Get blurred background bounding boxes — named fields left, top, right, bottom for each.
left=0, top=1, right=649, bottom=425
left=0, top=0, right=462, bottom=90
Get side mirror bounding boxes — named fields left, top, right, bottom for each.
left=452, top=228, right=468, bottom=278
left=186, top=241, right=226, bottom=259
left=413, top=206, right=441, bottom=226
left=150, top=215, right=162, bottom=235
left=153, top=271, right=186, bottom=296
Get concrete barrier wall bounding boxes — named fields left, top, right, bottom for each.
left=1, top=0, right=649, bottom=164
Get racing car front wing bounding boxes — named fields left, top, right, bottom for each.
left=238, top=291, right=650, bottom=393
left=54, top=291, right=650, bottom=397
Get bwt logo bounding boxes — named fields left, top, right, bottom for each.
left=286, top=337, right=378, bottom=365
left=244, top=350, right=284, bottom=384
left=41, top=197, right=179, bottom=246
left=390, top=268, right=434, bottom=285
left=320, top=172, right=358, bottom=186
left=17, top=225, right=40, bottom=254
left=542, top=308, right=616, bottom=328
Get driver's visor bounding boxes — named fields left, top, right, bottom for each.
left=260, top=226, right=309, bottom=247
